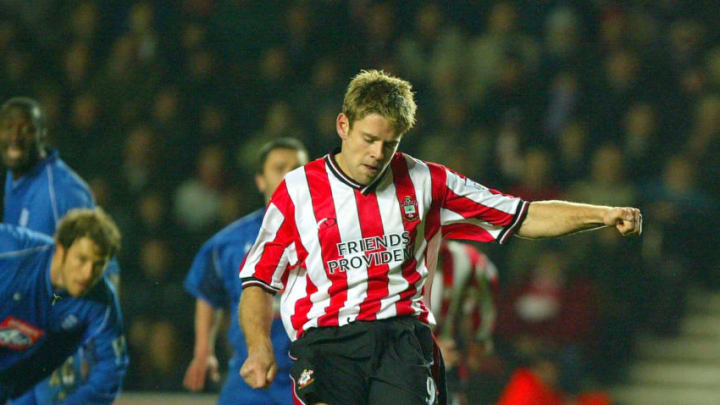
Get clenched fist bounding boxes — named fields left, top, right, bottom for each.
left=604, top=207, right=643, bottom=236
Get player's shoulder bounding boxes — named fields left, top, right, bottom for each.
left=394, top=152, right=438, bottom=173
left=284, top=156, right=323, bottom=182
left=47, top=152, right=89, bottom=184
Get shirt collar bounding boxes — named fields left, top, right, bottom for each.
left=324, top=147, right=392, bottom=195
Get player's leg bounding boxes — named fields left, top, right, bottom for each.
left=368, top=319, right=444, bottom=405
left=288, top=326, right=372, bottom=405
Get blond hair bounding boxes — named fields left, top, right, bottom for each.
left=342, top=70, right=417, bottom=135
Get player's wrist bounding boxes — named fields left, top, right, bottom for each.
left=192, top=348, right=213, bottom=359
left=247, top=340, right=274, bottom=357
left=600, top=206, right=620, bottom=226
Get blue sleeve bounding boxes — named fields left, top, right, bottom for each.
left=0, top=224, right=52, bottom=253
left=184, top=243, right=228, bottom=309
left=0, top=223, right=24, bottom=252
left=62, top=291, right=128, bottom=405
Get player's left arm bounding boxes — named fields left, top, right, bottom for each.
left=516, top=200, right=642, bottom=239
left=63, top=292, right=128, bottom=405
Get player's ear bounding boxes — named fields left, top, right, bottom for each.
left=337, top=113, right=349, bottom=140
left=54, top=243, right=67, bottom=261
left=255, top=173, right=266, bottom=194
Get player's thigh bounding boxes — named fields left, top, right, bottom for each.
left=368, top=322, right=441, bottom=405
left=369, top=377, right=439, bottom=405
left=289, top=329, right=372, bottom=405
left=289, top=351, right=367, bottom=405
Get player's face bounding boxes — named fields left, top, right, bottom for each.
left=57, top=237, right=110, bottom=297
left=0, top=107, right=43, bottom=175
left=336, top=112, right=401, bottom=185
left=256, top=148, right=308, bottom=203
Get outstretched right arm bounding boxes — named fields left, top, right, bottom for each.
left=239, top=286, right=277, bottom=389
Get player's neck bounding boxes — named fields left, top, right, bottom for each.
left=10, top=148, right=47, bottom=181
left=334, top=151, right=368, bottom=186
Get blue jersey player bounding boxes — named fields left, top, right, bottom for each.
left=0, top=208, right=127, bottom=404
left=183, top=138, right=308, bottom=405
left=0, top=97, right=121, bottom=404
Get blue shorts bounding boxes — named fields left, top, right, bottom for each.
left=219, top=356, right=293, bottom=405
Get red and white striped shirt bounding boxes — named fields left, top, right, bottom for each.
left=240, top=151, right=528, bottom=341
left=427, top=241, right=499, bottom=342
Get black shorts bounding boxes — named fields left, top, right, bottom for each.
left=289, top=316, right=446, bottom=405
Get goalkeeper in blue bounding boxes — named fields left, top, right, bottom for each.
left=0, top=208, right=127, bottom=405
left=183, top=138, right=308, bottom=405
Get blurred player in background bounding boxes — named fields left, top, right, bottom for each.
left=0, top=97, right=122, bottom=404
left=0, top=208, right=127, bottom=404
left=183, top=138, right=308, bottom=405
left=238, top=70, right=642, bottom=405
left=427, top=241, right=498, bottom=405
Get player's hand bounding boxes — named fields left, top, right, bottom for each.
left=183, top=354, right=220, bottom=392
left=604, top=207, right=642, bottom=236
left=240, top=347, right=277, bottom=389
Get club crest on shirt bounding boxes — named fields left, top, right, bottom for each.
left=0, top=316, right=45, bottom=350
left=401, top=195, right=418, bottom=221
left=297, top=368, right=315, bottom=389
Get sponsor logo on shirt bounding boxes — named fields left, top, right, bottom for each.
left=0, top=316, right=45, bottom=350
left=327, top=232, right=412, bottom=274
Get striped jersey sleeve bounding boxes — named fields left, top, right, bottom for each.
left=239, top=181, right=302, bottom=294
left=428, top=163, right=529, bottom=244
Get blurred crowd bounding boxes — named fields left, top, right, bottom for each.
left=1, top=0, right=719, bottom=402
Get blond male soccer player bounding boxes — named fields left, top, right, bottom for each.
left=238, top=70, right=642, bottom=405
